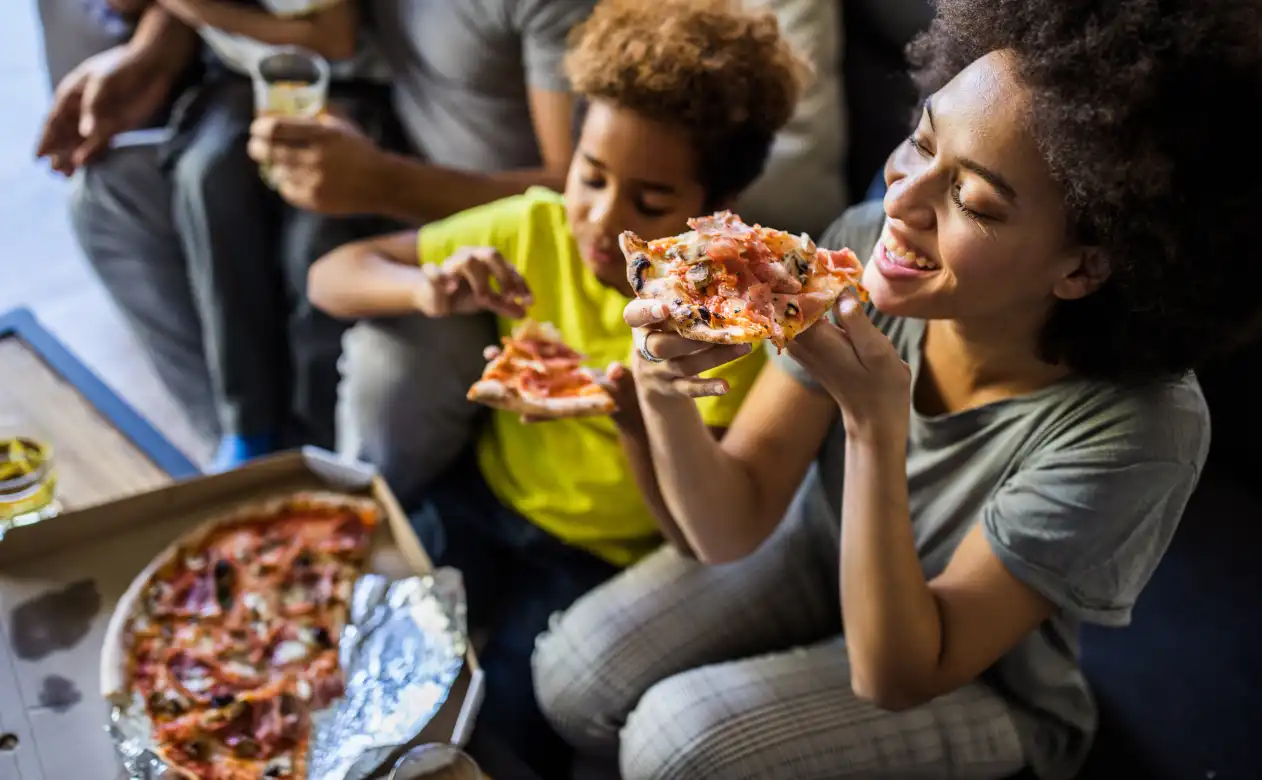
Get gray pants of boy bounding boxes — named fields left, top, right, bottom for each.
left=532, top=482, right=1028, bottom=780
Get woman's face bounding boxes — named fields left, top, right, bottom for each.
left=868, top=50, right=1102, bottom=326
left=566, top=100, right=709, bottom=297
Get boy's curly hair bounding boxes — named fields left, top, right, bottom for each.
left=565, top=0, right=809, bottom=208
left=908, top=0, right=1262, bottom=381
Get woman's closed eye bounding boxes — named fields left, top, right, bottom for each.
left=951, top=183, right=991, bottom=222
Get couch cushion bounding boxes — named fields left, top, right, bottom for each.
left=736, top=0, right=848, bottom=237
left=839, top=0, right=932, bottom=200
left=36, top=0, right=131, bottom=88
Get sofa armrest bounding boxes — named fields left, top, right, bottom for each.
left=36, top=0, right=132, bottom=89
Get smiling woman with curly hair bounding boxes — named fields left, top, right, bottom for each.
left=532, top=2, right=1262, bottom=779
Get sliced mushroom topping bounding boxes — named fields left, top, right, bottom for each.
left=685, top=263, right=712, bottom=289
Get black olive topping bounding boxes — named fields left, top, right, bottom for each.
left=629, top=255, right=651, bottom=293
left=314, top=626, right=333, bottom=648
left=210, top=693, right=235, bottom=708
left=696, top=305, right=712, bottom=323
left=213, top=559, right=231, bottom=579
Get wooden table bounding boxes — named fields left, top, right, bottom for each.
left=0, top=308, right=199, bottom=514
left=0, top=310, right=522, bottom=779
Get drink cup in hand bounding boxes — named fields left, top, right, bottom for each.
left=250, top=46, right=330, bottom=187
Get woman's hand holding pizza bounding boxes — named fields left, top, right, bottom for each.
left=413, top=247, right=533, bottom=319
left=624, top=299, right=752, bottom=399
left=786, top=293, right=911, bottom=442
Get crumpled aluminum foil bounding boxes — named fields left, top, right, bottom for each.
left=109, top=569, right=468, bottom=780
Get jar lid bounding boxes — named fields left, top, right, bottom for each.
left=0, top=437, right=52, bottom=494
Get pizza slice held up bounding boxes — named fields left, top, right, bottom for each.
left=620, top=211, right=866, bottom=351
left=467, top=320, right=617, bottom=419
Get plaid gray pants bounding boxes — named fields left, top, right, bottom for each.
left=532, top=484, right=1027, bottom=780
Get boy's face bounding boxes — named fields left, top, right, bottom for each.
left=565, top=100, right=708, bottom=297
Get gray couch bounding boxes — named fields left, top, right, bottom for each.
left=37, top=2, right=1261, bottom=778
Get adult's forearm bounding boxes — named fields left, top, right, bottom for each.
left=187, top=3, right=357, bottom=61
left=130, top=6, right=199, bottom=72
left=616, top=420, right=695, bottom=557
left=636, top=389, right=765, bottom=563
left=840, top=433, right=944, bottom=709
left=373, top=153, right=567, bottom=225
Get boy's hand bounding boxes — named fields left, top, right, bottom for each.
left=412, top=248, right=533, bottom=319
left=599, top=362, right=642, bottom=430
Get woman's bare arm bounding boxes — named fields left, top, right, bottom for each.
left=635, top=359, right=838, bottom=564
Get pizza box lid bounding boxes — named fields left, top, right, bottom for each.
left=0, top=447, right=484, bottom=780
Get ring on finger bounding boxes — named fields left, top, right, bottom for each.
left=634, top=329, right=665, bottom=363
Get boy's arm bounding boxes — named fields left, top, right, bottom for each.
left=156, top=0, right=358, bottom=61
left=308, top=230, right=430, bottom=319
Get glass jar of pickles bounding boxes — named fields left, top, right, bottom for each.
left=0, top=437, right=60, bottom=540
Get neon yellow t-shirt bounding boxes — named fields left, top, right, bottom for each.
left=418, top=187, right=767, bottom=566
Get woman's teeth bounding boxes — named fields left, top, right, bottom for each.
left=882, top=238, right=939, bottom=270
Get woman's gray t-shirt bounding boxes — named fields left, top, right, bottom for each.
left=777, top=201, right=1210, bottom=780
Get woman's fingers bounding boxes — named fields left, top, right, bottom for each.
left=831, top=293, right=894, bottom=369
left=482, top=345, right=502, bottom=361
left=624, top=299, right=671, bottom=328
left=665, top=343, right=752, bottom=377
left=639, top=329, right=722, bottom=361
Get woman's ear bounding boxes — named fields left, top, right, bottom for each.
left=1053, top=247, right=1110, bottom=301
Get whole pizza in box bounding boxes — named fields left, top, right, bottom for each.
left=100, top=492, right=380, bottom=779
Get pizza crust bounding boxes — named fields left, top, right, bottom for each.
left=100, top=492, right=380, bottom=700
left=468, top=378, right=617, bottom=419
left=466, top=320, right=618, bottom=420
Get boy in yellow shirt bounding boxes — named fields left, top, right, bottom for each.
left=308, top=0, right=808, bottom=772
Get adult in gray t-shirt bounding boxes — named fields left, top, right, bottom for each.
left=532, top=201, right=1208, bottom=780
left=247, top=0, right=597, bottom=224
left=791, top=202, right=1209, bottom=778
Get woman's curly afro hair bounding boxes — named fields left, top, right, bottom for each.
left=564, top=0, right=809, bottom=208
left=908, top=0, right=1262, bottom=381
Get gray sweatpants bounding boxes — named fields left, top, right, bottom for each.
left=532, top=481, right=1027, bottom=780
left=69, top=144, right=219, bottom=440
left=69, top=132, right=498, bottom=489
left=69, top=80, right=399, bottom=450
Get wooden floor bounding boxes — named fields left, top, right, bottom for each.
left=0, top=7, right=211, bottom=467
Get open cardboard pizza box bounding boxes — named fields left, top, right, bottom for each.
left=0, top=448, right=484, bottom=780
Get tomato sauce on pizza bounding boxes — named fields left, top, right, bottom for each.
left=467, top=320, right=617, bottom=419
left=120, top=494, right=378, bottom=779
left=620, top=211, right=865, bottom=350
